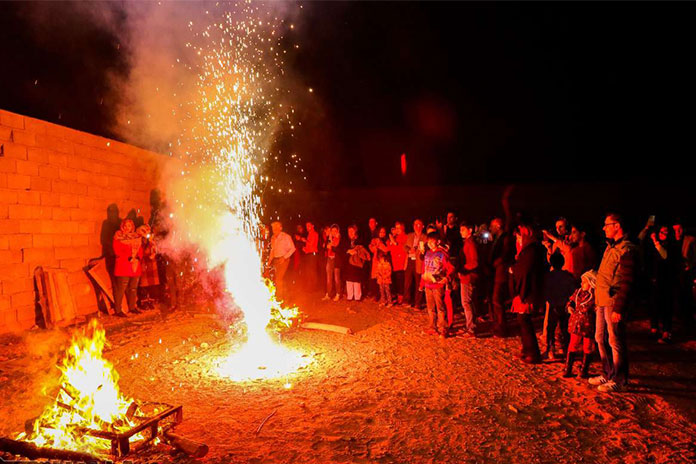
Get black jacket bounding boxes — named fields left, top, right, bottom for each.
left=511, top=241, right=548, bottom=308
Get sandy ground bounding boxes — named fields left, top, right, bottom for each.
left=1, top=295, right=696, bottom=464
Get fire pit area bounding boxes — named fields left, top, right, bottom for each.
left=1, top=296, right=695, bottom=464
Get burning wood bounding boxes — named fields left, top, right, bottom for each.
left=9, top=319, right=205, bottom=460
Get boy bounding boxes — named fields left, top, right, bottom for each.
left=421, top=232, right=455, bottom=338
left=543, top=253, right=577, bottom=359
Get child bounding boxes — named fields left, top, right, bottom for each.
left=543, top=252, right=577, bottom=359
left=564, top=270, right=597, bottom=378
left=376, top=251, right=393, bottom=306
left=421, top=231, right=455, bottom=338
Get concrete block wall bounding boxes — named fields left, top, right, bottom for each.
left=0, top=109, right=166, bottom=332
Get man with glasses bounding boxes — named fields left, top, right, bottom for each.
left=591, top=213, right=637, bottom=393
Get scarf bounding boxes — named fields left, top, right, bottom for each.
left=114, top=219, right=142, bottom=273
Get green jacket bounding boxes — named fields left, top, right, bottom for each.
left=595, top=237, right=637, bottom=315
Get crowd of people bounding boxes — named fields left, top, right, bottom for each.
left=265, top=209, right=696, bottom=394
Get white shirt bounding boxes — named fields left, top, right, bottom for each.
left=270, top=231, right=296, bottom=260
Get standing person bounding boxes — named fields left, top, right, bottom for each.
left=112, top=219, right=144, bottom=317
left=542, top=217, right=571, bottom=265
left=369, top=227, right=390, bottom=302
left=291, top=224, right=306, bottom=287
left=267, top=221, right=296, bottom=301
left=302, top=221, right=320, bottom=292
left=404, top=219, right=426, bottom=309
left=510, top=219, right=548, bottom=364
left=366, top=217, right=379, bottom=241
left=388, top=222, right=408, bottom=304
left=442, top=212, right=463, bottom=259
left=591, top=213, right=637, bottom=393
left=568, top=224, right=597, bottom=281
left=345, top=225, right=371, bottom=302
left=542, top=253, right=577, bottom=359
left=673, top=220, right=695, bottom=333
left=565, top=271, right=597, bottom=378
left=376, top=251, right=393, bottom=306
left=421, top=231, right=455, bottom=338
left=323, top=224, right=346, bottom=301
left=458, top=221, right=480, bottom=336
left=137, top=224, right=159, bottom=310
left=647, top=225, right=679, bottom=343
left=488, top=217, right=515, bottom=337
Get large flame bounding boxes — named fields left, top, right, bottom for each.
left=18, top=320, right=140, bottom=455
left=165, top=5, right=310, bottom=381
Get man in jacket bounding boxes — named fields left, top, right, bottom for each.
left=590, top=213, right=637, bottom=393
left=488, top=217, right=515, bottom=337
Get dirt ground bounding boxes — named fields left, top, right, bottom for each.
left=1, top=294, right=696, bottom=464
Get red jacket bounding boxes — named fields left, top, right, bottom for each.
left=388, top=233, right=408, bottom=271
left=113, top=237, right=144, bottom=277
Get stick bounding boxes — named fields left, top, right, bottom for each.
left=255, top=409, right=277, bottom=435
left=0, top=437, right=101, bottom=463
left=300, top=322, right=353, bottom=335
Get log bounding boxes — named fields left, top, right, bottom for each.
left=300, top=322, right=353, bottom=335
left=0, top=437, right=101, bottom=463
left=162, top=429, right=208, bottom=458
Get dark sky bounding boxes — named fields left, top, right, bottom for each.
left=2, top=2, right=695, bottom=190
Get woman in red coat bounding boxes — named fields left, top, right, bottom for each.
left=113, top=219, right=144, bottom=316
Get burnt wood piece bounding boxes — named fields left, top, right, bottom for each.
left=162, top=429, right=209, bottom=458
left=0, top=437, right=101, bottom=463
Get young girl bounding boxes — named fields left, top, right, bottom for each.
left=376, top=251, right=393, bottom=307
left=564, top=270, right=596, bottom=378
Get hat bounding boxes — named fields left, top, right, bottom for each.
left=581, top=270, right=597, bottom=289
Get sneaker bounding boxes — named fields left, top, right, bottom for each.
left=597, top=380, right=624, bottom=393
left=321, top=294, right=330, bottom=301
left=333, top=294, right=340, bottom=302
left=588, top=375, right=609, bottom=386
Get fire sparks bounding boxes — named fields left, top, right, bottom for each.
left=165, top=3, right=311, bottom=380
left=18, top=320, right=140, bottom=455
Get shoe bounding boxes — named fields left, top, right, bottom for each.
left=439, top=332, right=448, bottom=340
left=130, top=308, right=143, bottom=314
left=588, top=375, right=609, bottom=386
left=114, top=311, right=128, bottom=318
left=426, top=328, right=438, bottom=336
left=658, top=332, right=672, bottom=344
left=333, top=295, right=340, bottom=302
left=460, top=330, right=476, bottom=338
left=321, top=294, right=330, bottom=301
left=548, top=350, right=557, bottom=361
left=346, top=298, right=353, bottom=302
left=597, top=380, right=624, bottom=393
left=579, top=353, right=591, bottom=379
left=522, top=355, right=541, bottom=364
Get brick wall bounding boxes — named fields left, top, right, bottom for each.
left=0, top=109, right=166, bottom=332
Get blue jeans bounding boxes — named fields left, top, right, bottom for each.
left=425, top=286, right=447, bottom=334
left=595, top=306, right=629, bottom=386
left=460, top=282, right=476, bottom=332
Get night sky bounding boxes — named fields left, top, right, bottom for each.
left=2, top=2, right=695, bottom=191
